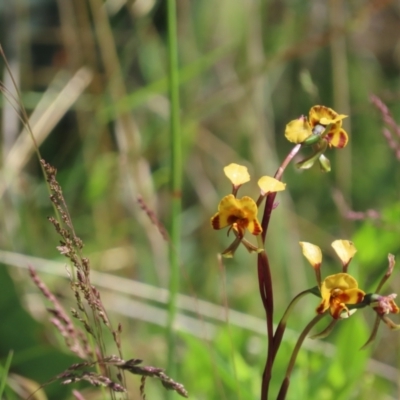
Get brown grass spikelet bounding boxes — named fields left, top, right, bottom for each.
left=28, top=265, right=90, bottom=359
left=137, top=195, right=169, bottom=241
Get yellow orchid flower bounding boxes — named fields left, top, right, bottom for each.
left=211, top=194, right=262, bottom=238
left=309, top=105, right=348, bottom=148
left=316, top=273, right=365, bottom=319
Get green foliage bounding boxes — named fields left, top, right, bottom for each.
left=0, top=266, right=78, bottom=399
left=1, top=0, right=400, bottom=399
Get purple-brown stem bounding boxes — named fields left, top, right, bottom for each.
left=271, top=289, right=313, bottom=363
left=258, top=251, right=274, bottom=400
left=258, top=144, right=302, bottom=399
left=277, top=313, right=325, bottom=400
left=261, top=144, right=301, bottom=237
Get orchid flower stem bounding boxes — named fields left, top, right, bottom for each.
left=277, top=313, right=326, bottom=400
left=261, top=144, right=302, bottom=238
left=256, top=235, right=264, bottom=251
left=258, top=145, right=302, bottom=400
left=275, top=144, right=302, bottom=181
left=256, top=194, right=265, bottom=207
left=272, top=289, right=314, bottom=363
left=376, top=254, right=396, bottom=292
left=314, top=267, right=322, bottom=288
left=258, top=250, right=274, bottom=400
left=360, top=314, right=381, bottom=350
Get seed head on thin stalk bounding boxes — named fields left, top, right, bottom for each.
left=39, top=159, right=126, bottom=399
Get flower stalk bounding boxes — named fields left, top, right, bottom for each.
left=210, top=105, right=400, bottom=400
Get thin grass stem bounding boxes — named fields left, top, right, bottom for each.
left=166, top=0, right=182, bottom=390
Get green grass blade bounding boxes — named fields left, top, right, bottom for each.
left=166, top=0, right=182, bottom=392
left=0, top=350, right=14, bottom=398
left=100, top=44, right=232, bottom=122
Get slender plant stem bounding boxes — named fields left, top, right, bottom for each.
left=277, top=313, right=326, bottom=400
left=166, top=0, right=182, bottom=389
left=272, top=289, right=313, bottom=363
left=275, top=144, right=302, bottom=181
left=258, top=250, right=274, bottom=400
left=258, top=144, right=302, bottom=400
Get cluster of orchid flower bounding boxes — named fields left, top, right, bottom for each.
left=300, top=240, right=400, bottom=345
left=210, top=105, right=400, bottom=399
left=210, top=163, right=285, bottom=257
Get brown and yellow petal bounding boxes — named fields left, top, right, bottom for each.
left=239, top=196, right=262, bottom=235
left=247, top=218, right=262, bottom=236
left=317, top=273, right=365, bottom=319
left=339, top=287, right=365, bottom=305
left=325, top=128, right=348, bottom=148
left=329, top=288, right=364, bottom=319
left=211, top=194, right=238, bottom=230
left=309, top=105, right=347, bottom=127
left=210, top=194, right=262, bottom=235
left=329, top=300, right=349, bottom=319
left=316, top=297, right=331, bottom=315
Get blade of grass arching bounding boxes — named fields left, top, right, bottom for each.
left=166, top=0, right=182, bottom=392
left=100, top=44, right=232, bottom=122
left=0, top=66, right=92, bottom=199
left=87, top=0, right=164, bottom=279
left=0, top=350, right=13, bottom=398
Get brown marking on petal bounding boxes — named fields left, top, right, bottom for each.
left=236, top=219, right=249, bottom=232
left=326, top=129, right=348, bottom=148
left=211, top=215, right=221, bottom=229
left=319, top=106, right=336, bottom=123
left=250, top=219, right=262, bottom=235
left=334, top=289, right=364, bottom=305
left=331, top=303, right=347, bottom=319
left=316, top=299, right=329, bottom=314
left=310, top=105, right=338, bottom=128
left=390, top=301, right=400, bottom=314
left=233, top=222, right=245, bottom=238
left=336, top=129, right=348, bottom=148
left=316, top=303, right=326, bottom=314
left=328, top=129, right=348, bottom=148
left=309, top=105, right=323, bottom=126
left=356, top=291, right=365, bottom=302
left=227, top=215, right=240, bottom=225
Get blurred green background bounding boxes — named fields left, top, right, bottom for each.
left=1, top=0, right=400, bottom=399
